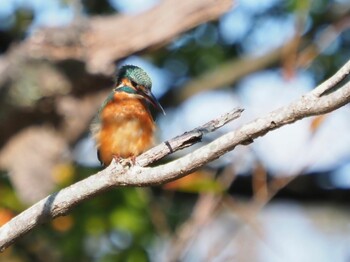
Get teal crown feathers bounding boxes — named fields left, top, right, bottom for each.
left=117, top=65, right=152, bottom=90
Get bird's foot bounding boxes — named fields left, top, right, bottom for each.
left=112, top=154, right=122, bottom=163
left=129, top=156, right=136, bottom=165
left=113, top=155, right=136, bottom=168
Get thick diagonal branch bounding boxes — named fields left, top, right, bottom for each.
left=1, top=59, right=350, bottom=251
left=0, top=107, right=243, bottom=251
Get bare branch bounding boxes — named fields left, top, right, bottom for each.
left=177, top=45, right=284, bottom=103
left=312, top=59, right=350, bottom=97
left=136, top=108, right=244, bottom=167
left=0, top=0, right=232, bottom=97
left=1, top=59, right=350, bottom=251
left=18, top=0, right=233, bottom=73
left=0, top=107, right=244, bottom=251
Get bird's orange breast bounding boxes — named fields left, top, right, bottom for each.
left=96, top=92, right=155, bottom=166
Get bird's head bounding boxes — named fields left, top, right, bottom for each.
left=114, top=65, right=165, bottom=115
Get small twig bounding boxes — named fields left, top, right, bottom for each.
left=168, top=193, right=222, bottom=261
left=136, top=108, right=244, bottom=166
left=169, top=165, right=238, bottom=261
left=312, top=59, right=350, bottom=97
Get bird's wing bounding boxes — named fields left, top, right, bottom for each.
left=90, top=91, right=115, bottom=144
left=90, top=92, right=116, bottom=166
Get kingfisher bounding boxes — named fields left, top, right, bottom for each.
left=91, top=65, right=165, bottom=166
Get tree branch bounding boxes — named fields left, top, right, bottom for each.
left=1, top=59, right=350, bottom=251
left=0, top=0, right=232, bottom=98
left=161, top=43, right=284, bottom=106
left=20, top=0, right=233, bottom=74
left=0, top=107, right=244, bottom=251
left=136, top=108, right=244, bottom=167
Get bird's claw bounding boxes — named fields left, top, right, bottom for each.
left=113, top=155, right=136, bottom=168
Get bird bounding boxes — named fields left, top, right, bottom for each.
left=91, top=65, right=165, bottom=166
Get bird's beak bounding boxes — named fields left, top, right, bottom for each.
left=142, top=89, right=166, bottom=115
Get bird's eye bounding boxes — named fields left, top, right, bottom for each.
left=131, top=80, right=138, bottom=87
